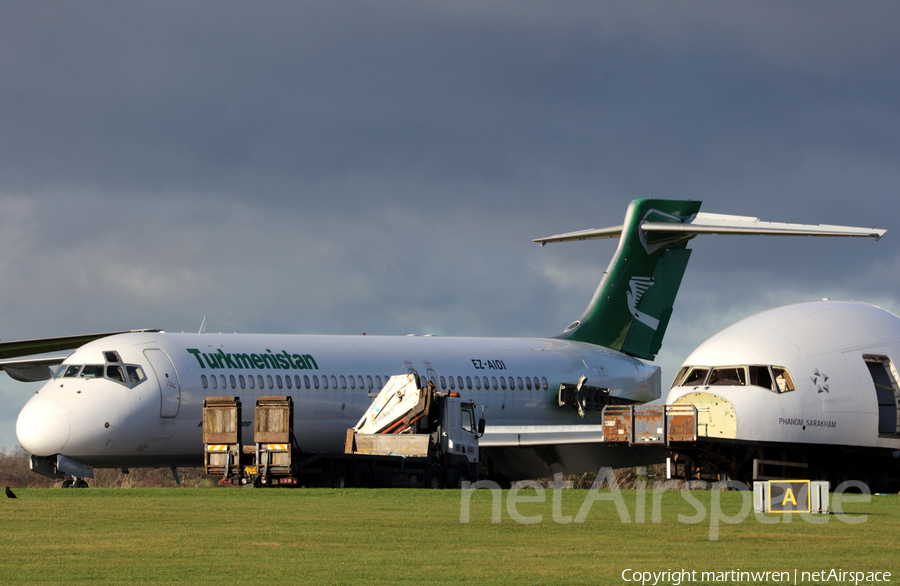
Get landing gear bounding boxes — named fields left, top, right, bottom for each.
left=61, top=476, right=89, bottom=488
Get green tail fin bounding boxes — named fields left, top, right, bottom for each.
left=561, top=199, right=702, bottom=360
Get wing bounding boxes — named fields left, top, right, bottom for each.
left=0, top=330, right=161, bottom=382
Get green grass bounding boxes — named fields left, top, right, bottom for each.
left=0, top=488, right=897, bottom=585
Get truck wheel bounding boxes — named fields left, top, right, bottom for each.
left=453, top=465, right=471, bottom=488
left=424, top=465, right=443, bottom=489
left=331, top=464, right=348, bottom=489
left=354, top=464, right=373, bottom=488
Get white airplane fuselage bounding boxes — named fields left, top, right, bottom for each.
left=16, top=331, right=659, bottom=469
left=664, top=301, right=900, bottom=486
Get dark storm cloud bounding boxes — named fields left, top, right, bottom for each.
left=0, top=1, right=898, bottom=447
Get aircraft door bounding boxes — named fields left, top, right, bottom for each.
left=144, top=349, right=181, bottom=418
left=864, top=356, right=900, bottom=435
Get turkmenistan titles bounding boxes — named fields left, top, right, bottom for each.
left=187, top=348, right=318, bottom=371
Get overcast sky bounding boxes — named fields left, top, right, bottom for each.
left=1, top=2, right=898, bottom=449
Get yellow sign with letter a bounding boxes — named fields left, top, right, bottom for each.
left=767, top=480, right=810, bottom=513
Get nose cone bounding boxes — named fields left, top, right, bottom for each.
left=16, top=397, right=70, bottom=455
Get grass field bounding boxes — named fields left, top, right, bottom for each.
left=0, top=487, right=896, bottom=585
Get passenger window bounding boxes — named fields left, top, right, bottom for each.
left=201, top=375, right=208, bottom=389
left=220, top=375, right=227, bottom=389
left=248, top=375, right=256, bottom=390
left=340, top=375, right=346, bottom=390
left=266, top=375, right=274, bottom=389
left=772, top=367, right=796, bottom=393
left=499, top=377, right=506, bottom=390
left=440, top=376, right=447, bottom=390
left=358, top=376, right=364, bottom=389
left=211, top=376, right=218, bottom=389
left=304, top=375, right=310, bottom=389
left=322, top=376, right=329, bottom=389
left=541, top=377, right=548, bottom=391
left=494, top=377, right=501, bottom=390
left=474, top=376, right=481, bottom=391
left=285, top=375, right=292, bottom=389
left=708, top=367, right=746, bottom=386
left=367, top=375, right=373, bottom=390
left=525, top=377, right=532, bottom=391
left=276, top=375, right=283, bottom=390
left=448, top=376, right=455, bottom=391
left=313, top=375, right=319, bottom=389
left=466, top=376, right=472, bottom=390
left=682, top=367, right=709, bottom=386
left=516, top=377, right=523, bottom=390
left=375, top=376, right=382, bottom=389
left=331, top=375, right=337, bottom=389
left=240, top=375, right=246, bottom=390
left=349, top=376, right=356, bottom=390
left=230, top=375, right=237, bottom=389
left=258, top=375, right=265, bottom=389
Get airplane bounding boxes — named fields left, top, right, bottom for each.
left=664, top=299, right=900, bottom=490
left=3, top=199, right=886, bottom=487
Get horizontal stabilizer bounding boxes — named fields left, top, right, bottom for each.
left=645, top=212, right=887, bottom=240
left=534, top=212, right=886, bottom=244
left=536, top=199, right=886, bottom=361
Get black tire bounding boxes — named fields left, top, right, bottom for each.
left=61, top=479, right=74, bottom=489
left=424, top=464, right=443, bottom=489
left=74, top=479, right=89, bottom=488
left=453, top=465, right=471, bottom=489
left=331, top=463, right=348, bottom=489
left=354, top=463, right=373, bottom=488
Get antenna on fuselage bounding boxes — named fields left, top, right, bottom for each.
left=198, top=316, right=207, bottom=336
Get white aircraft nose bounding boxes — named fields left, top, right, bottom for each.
left=16, top=397, right=70, bottom=455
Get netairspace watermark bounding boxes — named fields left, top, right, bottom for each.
left=459, top=467, right=872, bottom=541
left=620, top=569, right=891, bottom=585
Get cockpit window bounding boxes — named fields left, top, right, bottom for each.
left=80, top=365, right=104, bottom=378
left=106, top=365, right=126, bottom=383
left=676, top=364, right=796, bottom=393
left=62, top=365, right=82, bottom=378
left=126, top=366, right=145, bottom=385
left=671, top=367, right=689, bottom=388
left=708, top=366, right=746, bottom=386
left=104, top=351, right=121, bottom=363
left=772, top=367, right=795, bottom=393
left=682, top=367, right=709, bottom=387
left=54, top=360, right=146, bottom=388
